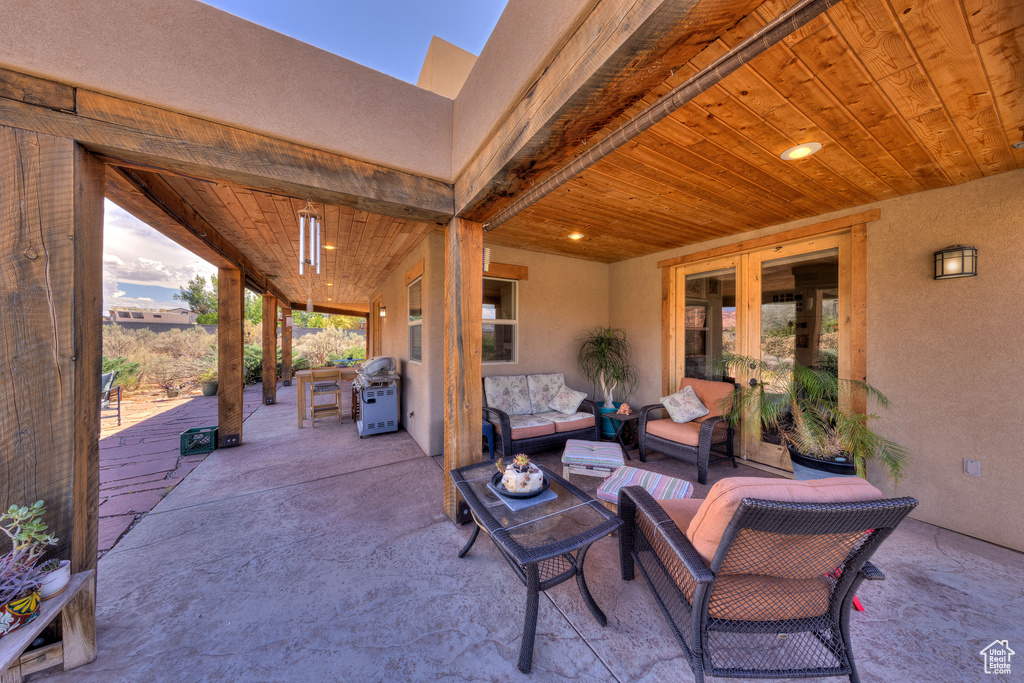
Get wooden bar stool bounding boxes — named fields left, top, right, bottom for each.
left=310, top=368, right=342, bottom=426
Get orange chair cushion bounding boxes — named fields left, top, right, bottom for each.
left=659, top=498, right=704, bottom=532
left=645, top=418, right=701, bottom=446
left=685, top=476, right=884, bottom=565
left=678, top=377, right=734, bottom=417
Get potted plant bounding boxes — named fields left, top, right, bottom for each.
left=199, top=368, right=219, bottom=396
left=37, top=559, right=71, bottom=600
left=577, top=327, right=640, bottom=437
left=1, top=501, right=58, bottom=638
left=717, top=353, right=907, bottom=484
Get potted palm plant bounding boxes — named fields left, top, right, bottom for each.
left=717, top=353, right=908, bottom=484
left=1, top=501, right=58, bottom=639
left=577, top=327, right=639, bottom=437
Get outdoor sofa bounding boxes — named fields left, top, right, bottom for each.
left=482, top=373, right=599, bottom=459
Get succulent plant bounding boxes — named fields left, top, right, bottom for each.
left=1, top=501, right=58, bottom=605
left=512, top=454, right=531, bottom=472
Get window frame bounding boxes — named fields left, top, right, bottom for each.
left=408, top=276, right=423, bottom=364
left=482, top=276, right=517, bottom=365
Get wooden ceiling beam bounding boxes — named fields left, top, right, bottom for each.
left=480, top=0, right=847, bottom=231
left=106, top=166, right=290, bottom=305
left=0, top=67, right=455, bottom=225
left=454, top=0, right=767, bottom=223
left=288, top=303, right=369, bottom=318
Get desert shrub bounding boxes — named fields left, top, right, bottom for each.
left=102, top=356, right=142, bottom=390
left=294, top=328, right=364, bottom=368
left=292, top=356, right=311, bottom=372
left=148, top=327, right=214, bottom=359
left=244, top=321, right=262, bottom=347
left=341, top=346, right=366, bottom=360
left=103, top=324, right=154, bottom=359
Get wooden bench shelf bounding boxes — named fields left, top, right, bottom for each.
left=0, top=570, right=96, bottom=683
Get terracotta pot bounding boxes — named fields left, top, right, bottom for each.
left=0, top=591, right=41, bottom=638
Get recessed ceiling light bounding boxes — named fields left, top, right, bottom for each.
left=327, top=283, right=333, bottom=286
left=780, top=142, right=822, bottom=161
left=568, top=232, right=585, bottom=240
left=324, top=244, right=337, bottom=250
left=327, top=298, right=332, bottom=301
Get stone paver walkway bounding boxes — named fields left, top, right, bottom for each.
left=97, top=386, right=264, bottom=555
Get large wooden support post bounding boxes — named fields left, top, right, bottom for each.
left=261, top=295, right=277, bottom=405
left=217, top=268, right=244, bottom=447
left=0, top=127, right=103, bottom=583
left=442, top=218, right=483, bottom=521
left=280, top=307, right=293, bottom=386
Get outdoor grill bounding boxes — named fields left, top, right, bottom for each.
left=354, top=356, right=400, bottom=438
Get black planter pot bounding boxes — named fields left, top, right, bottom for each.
left=201, top=381, right=219, bottom=397
left=787, top=445, right=858, bottom=480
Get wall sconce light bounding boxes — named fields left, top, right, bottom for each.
left=934, top=245, right=977, bottom=280
left=379, top=306, right=387, bottom=319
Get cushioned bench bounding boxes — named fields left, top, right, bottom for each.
left=596, top=465, right=693, bottom=514
left=561, top=439, right=625, bottom=479
left=483, top=373, right=599, bottom=458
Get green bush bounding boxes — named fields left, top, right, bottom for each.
left=292, top=356, right=311, bottom=372
left=342, top=346, right=366, bottom=360
left=102, top=356, right=142, bottom=390
left=195, top=313, right=218, bottom=324
left=243, top=345, right=262, bottom=385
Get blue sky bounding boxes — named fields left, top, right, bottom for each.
left=105, top=1, right=507, bottom=312
left=200, top=0, right=508, bottom=84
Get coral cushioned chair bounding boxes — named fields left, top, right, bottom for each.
left=618, top=476, right=918, bottom=683
left=638, top=377, right=737, bottom=484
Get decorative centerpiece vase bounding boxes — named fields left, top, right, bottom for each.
left=500, top=455, right=544, bottom=494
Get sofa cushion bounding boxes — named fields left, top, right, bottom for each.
left=660, top=385, right=709, bottom=423
left=562, top=439, right=625, bottom=468
left=679, top=377, right=734, bottom=418
left=597, top=466, right=693, bottom=504
left=685, top=477, right=885, bottom=565
left=533, top=411, right=595, bottom=433
left=527, top=373, right=565, bottom=413
left=645, top=418, right=701, bottom=447
left=493, top=414, right=556, bottom=440
left=484, top=375, right=532, bottom=416
left=548, top=385, right=586, bottom=414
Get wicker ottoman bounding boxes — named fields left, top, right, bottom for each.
left=561, top=439, right=626, bottom=479
left=596, top=466, right=693, bottom=514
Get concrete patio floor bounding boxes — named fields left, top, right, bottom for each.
left=42, top=383, right=1023, bottom=682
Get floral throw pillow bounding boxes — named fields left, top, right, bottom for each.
left=660, top=385, right=709, bottom=423
left=484, top=375, right=532, bottom=416
left=549, top=386, right=587, bottom=415
left=527, top=373, right=565, bottom=413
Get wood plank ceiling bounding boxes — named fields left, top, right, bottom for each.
left=144, top=174, right=433, bottom=307
left=486, top=0, right=1024, bottom=263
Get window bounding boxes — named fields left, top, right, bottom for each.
left=131, top=312, right=145, bottom=319
left=117, top=311, right=130, bottom=319
left=483, top=277, right=516, bottom=363
left=408, top=277, right=422, bottom=363
left=152, top=314, right=162, bottom=318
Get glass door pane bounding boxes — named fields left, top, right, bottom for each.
left=752, top=248, right=840, bottom=467
left=682, top=267, right=736, bottom=381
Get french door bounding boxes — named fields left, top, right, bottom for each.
left=669, top=231, right=864, bottom=472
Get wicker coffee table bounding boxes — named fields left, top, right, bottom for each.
left=451, top=461, right=622, bottom=673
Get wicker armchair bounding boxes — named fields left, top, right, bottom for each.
left=638, top=378, right=737, bottom=484
left=618, top=477, right=918, bottom=683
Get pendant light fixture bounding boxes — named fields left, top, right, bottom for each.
left=297, top=200, right=322, bottom=276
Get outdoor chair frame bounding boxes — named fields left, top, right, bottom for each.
left=101, top=370, right=122, bottom=427
left=618, top=485, right=918, bottom=683
left=637, top=404, right=736, bottom=484
left=483, top=386, right=600, bottom=459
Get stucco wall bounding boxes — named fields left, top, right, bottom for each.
left=609, top=169, right=1024, bottom=551
left=377, top=234, right=442, bottom=456
left=481, top=246, right=611, bottom=400
left=0, top=0, right=452, bottom=180
left=452, top=0, right=598, bottom=176
left=416, top=37, right=478, bottom=99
